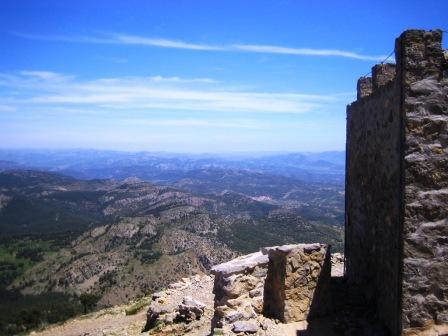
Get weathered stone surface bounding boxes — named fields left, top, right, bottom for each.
left=372, top=63, right=396, bottom=91
left=401, top=33, right=448, bottom=331
left=177, top=296, right=206, bottom=322
left=263, top=243, right=331, bottom=323
left=357, top=76, right=373, bottom=99
left=346, top=71, right=402, bottom=334
left=331, top=252, right=344, bottom=277
left=232, top=320, right=259, bottom=333
left=211, top=251, right=269, bottom=276
left=346, top=29, right=448, bottom=335
left=211, top=251, right=269, bottom=334
left=145, top=275, right=213, bottom=332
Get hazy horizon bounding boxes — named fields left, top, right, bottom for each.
left=0, top=147, right=345, bottom=157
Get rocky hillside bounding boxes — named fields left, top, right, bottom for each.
left=12, top=215, right=234, bottom=307
left=0, top=169, right=343, bottom=335
left=1, top=171, right=234, bottom=304
left=171, top=168, right=344, bottom=227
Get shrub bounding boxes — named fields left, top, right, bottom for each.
left=79, top=292, right=100, bottom=314
left=125, top=297, right=151, bottom=315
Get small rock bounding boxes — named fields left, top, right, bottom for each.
left=249, top=287, right=263, bottom=298
left=232, top=320, right=259, bottom=333
left=177, top=296, right=206, bottom=322
left=152, top=291, right=165, bottom=299
left=169, top=282, right=186, bottom=290
left=225, top=310, right=244, bottom=323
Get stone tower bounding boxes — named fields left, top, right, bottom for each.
left=346, top=30, right=448, bottom=335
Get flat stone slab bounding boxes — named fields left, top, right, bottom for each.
left=275, top=243, right=323, bottom=254
left=211, top=251, right=269, bottom=276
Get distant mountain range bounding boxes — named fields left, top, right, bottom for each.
left=0, top=149, right=345, bottom=184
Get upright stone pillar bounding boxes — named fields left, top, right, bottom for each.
left=395, top=29, right=448, bottom=333
left=263, top=243, right=331, bottom=323
left=211, top=251, right=269, bottom=334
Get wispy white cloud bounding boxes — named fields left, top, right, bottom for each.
left=0, top=71, right=349, bottom=151
left=13, top=32, right=117, bottom=44
left=14, top=32, right=387, bottom=61
left=232, top=44, right=387, bottom=61
left=19, top=70, right=75, bottom=82
left=126, top=118, right=261, bottom=129
left=13, top=32, right=222, bottom=51
left=149, top=76, right=218, bottom=83
left=110, top=33, right=223, bottom=51
left=0, top=71, right=345, bottom=114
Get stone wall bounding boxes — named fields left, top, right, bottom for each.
left=346, top=67, right=402, bottom=334
left=346, top=29, right=448, bottom=335
left=398, top=30, right=448, bottom=332
left=211, top=244, right=332, bottom=335
left=263, top=244, right=331, bottom=323
left=211, top=251, right=269, bottom=334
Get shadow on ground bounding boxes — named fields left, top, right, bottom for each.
left=297, top=276, right=390, bottom=336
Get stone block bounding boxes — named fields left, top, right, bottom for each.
left=357, top=76, right=373, bottom=99
left=372, top=63, right=396, bottom=91
left=263, top=243, right=331, bottom=323
left=211, top=251, right=268, bottom=332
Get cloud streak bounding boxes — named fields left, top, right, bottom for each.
left=126, top=118, right=261, bottom=129
left=0, top=71, right=349, bottom=152
left=14, top=32, right=388, bottom=61
left=111, top=33, right=223, bottom=51
left=232, top=44, right=387, bottom=61
left=0, top=70, right=347, bottom=114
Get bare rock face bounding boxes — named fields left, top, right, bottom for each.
left=263, top=243, right=331, bottom=323
left=211, top=251, right=269, bottom=334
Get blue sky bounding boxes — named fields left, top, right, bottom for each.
left=0, top=0, right=447, bottom=153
